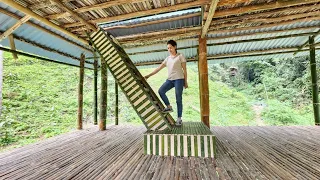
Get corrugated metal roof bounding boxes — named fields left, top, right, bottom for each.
left=125, top=20, right=320, bottom=66
left=0, top=2, right=94, bottom=69
left=101, top=8, right=201, bottom=37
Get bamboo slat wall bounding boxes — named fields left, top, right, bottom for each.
left=144, top=122, right=216, bottom=158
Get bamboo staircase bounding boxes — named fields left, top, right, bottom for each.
left=89, top=29, right=216, bottom=158
left=89, top=29, right=175, bottom=131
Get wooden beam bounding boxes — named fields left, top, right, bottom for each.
left=294, top=29, right=320, bottom=55
left=201, top=0, right=219, bottom=38
left=126, top=31, right=318, bottom=55
left=75, top=0, right=147, bottom=13
left=123, top=25, right=320, bottom=47
left=0, top=8, right=92, bottom=53
left=48, top=0, right=207, bottom=23
left=50, top=0, right=97, bottom=31
left=0, top=0, right=89, bottom=45
left=209, top=17, right=320, bottom=34
left=1, top=32, right=94, bottom=65
left=46, top=12, right=70, bottom=20
left=0, top=15, right=31, bottom=41
left=0, top=46, right=94, bottom=69
left=117, top=26, right=201, bottom=41
left=8, top=34, right=18, bottom=60
left=119, top=17, right=319, bottom=46
left=198, top=37, right=210, bottom=127
left=211, top=11, right=320, bottom=30
left=134, top=45, right=320, bottom=66
left=103, top=13, right=201, bottom=30
left=29, top=1, right=54, bottom=10
left=211, top=0, right=320, bottom=19
left=91, top=0, right=209, bottom=24
left=212, top=4, right=320, bottom=26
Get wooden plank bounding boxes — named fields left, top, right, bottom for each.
left=201, top=0, right=219, bottom=38
left=0, top=15, right=30, bottom=41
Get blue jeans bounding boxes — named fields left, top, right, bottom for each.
left=158, top=79, right=184, bottom=118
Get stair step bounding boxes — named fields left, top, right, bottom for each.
left=89, top=29, right=173, bottom=131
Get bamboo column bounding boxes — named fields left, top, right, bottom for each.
left=77, top=53, right=85, bottom=130
left=115, top=82, right=119, bottom=125
left=93, top=53, right=98, bottom=125
left=99, top=57, right=107, bottom=130
left=8, top=35, right=18, bottom=61
left=309, top=36, right=320, bottom=126
left=198, top=37, right=210, bottom=127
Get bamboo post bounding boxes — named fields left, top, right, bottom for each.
left=78, top=53, right=85, bottom=130
left=115, top=82, right=119, bottom=125
left=8, top=35, right=18, bottom=61
left=198, top=37, right=210, bottom=127
left=93, top=53, right=98, bottom=125
left=99, top=57, right=107, bottom=130
left=309, top=36, right=320, bottom=126
left=0, top=45, right=3, bottom=117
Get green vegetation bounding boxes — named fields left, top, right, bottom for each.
left=0, top=52, right=315, bottom=151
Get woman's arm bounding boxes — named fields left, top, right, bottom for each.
left=144, top=63, right=166, bottom=79
left=181, top=62, right=188, bottom=88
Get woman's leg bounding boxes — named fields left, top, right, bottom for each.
left=174, top=79, right=184, bottom=118
left=158, top=80, right=174, bottom=106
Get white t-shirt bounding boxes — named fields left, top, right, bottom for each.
left=162, top=53, right=186, bottom=80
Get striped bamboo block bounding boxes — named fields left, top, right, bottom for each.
left=88, top=29, right=175, bottom=131
left=144, top=122, right=216, bottom=158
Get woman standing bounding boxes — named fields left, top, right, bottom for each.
left=144, top=40, right=188, bottom=126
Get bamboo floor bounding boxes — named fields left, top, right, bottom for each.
left=0, top=125, right=319, bottom=179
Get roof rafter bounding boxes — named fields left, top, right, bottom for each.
left=211, top=11, right=320, bottom=30
left=134, top=46, right=320, bottom=66
left=50, top=0, right=97, bottom=31
left=117, top=17, right=320, bottom=45
left=64, top=0, right=210, bottom=27
left=127, top=31, right=317, bottom=55
left=102, top=13, right=201, bottom=31
left=201, top=0, right=219, bottom=38
left=210, top=0, right=320, bottom=19
left=0, top=31, right=93, bottom=65
left=122, top=25, right=320, bottom=48
left=0, top=46, right=94, bottom=69
left=211, top=4, right=320, bottom=26
left=0, top=7, right=92, bottom=52
left=0, top=0, right=89, bottom=45
left=0, top=15, right=31, bottom=41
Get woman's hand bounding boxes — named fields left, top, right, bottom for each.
left=144, top=75, right=150, bottom=80
left=184, top=81, right=188, bottom=89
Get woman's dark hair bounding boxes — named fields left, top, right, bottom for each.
left=167, top=40, right=177, bottom=52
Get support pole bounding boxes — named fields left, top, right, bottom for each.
left=115, top=82, right=119, bottom=125
left=309, top=36, right=320, bottom=126
left=0, top=45, right=3, bottom=117
left=198, top=37, right=210, bottom=127
left=99, top=57, right=107, bottom=130
left=77, top=53, right=85, bottom=130
left=8, top=35, right=18, bottom=61
left=93, top=54, right=98, bottom=125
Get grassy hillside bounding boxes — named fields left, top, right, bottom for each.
left=2, top=52, right=314, bottom=151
